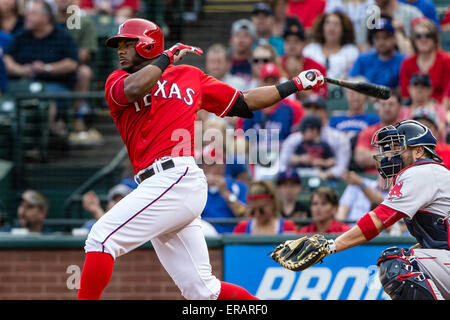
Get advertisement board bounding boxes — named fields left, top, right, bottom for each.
left=224, top=243, right=398, bottom=300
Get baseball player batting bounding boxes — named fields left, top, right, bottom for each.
left=76, top=18, right=324, bottom=300
left=272, top=120, right=450, bottom=300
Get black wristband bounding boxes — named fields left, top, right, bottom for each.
left=152, top=54, right=171, bottom=72
left=276, top=80, right=298, bottom=99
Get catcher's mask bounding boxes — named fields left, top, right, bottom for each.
left=371, top=120, right=442, bottom=180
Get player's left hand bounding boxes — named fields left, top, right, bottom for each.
left=163, top=43, right=203, bottom=64
left=270, top=234, right=336, bottom=271
left=293, top=69, right=324, bottom=91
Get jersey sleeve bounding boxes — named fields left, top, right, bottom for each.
left=380, top=166, right=436, bottom=218
left=200, top=73, right=240, bottom=117
left=105, top=70, right=130, bottom=114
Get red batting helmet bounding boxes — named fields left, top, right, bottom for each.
left=105, top=18, right=164, bottom=59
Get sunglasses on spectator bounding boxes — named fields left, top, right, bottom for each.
left=414, top=32, right=433, bottom=40
left=249, top=207, right=267, bottom=216
left=252, top=57, right=271, bottom=64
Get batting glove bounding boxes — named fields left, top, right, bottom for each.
left=163, top=43, right=203, bottom=64
left=293, top=69, right=324, bottom=91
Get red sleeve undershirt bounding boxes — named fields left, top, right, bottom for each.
left=357, top=204, right=408, bottom=241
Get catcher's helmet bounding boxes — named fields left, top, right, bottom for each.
left=105, top=18, right=164, bottom=59
left=371, top=120, right=442, bottom=179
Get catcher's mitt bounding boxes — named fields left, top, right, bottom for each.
left=270, top=234, right=336, bottom=271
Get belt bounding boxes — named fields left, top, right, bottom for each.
left=137, top=159, right=175, bottom=183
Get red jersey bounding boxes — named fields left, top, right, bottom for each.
left=299, top=219, right=351, bottom=234
left=233, top=218, right=297, bottom=234
left=399, top=50, right=450, bottom=103
left=286, top=0, right=326, bottom=29
left=105, top=65, right=239, bottom=173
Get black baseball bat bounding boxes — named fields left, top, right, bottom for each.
left=324, top=77, right=391, bottom=100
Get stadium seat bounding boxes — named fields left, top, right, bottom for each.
left=326, top=84, right=348, bottom=115
left=6, top=80, right=50, bottom=163
left=89, top=15, right=119, bottom=90
left=440, top=31, right=450, bottom=52
left=0, top=97, right=16, bottom=161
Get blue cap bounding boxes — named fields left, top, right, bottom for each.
left=376, top=17, right=395, bottom=34
left=252, top=2, right=273, bottom=15
left=277, top=169, right=301, bottom=185
left=368, top=16, right=395, bottom=43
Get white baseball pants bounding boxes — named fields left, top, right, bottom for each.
left=84, top=156, right=221, bottom=300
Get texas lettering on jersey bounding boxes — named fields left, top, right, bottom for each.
left=133, top=80, right=196, bottom=112
left=105, top=64, right=239, bottom=173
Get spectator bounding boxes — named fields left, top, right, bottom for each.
left=243, top=62, right=301, bottom=143
left=281, top=16, right=328, bottom=99
left=201, top=147, right=248, bottom=233
left=325, top=0, right=375, bottom=46
left=412, top=106, right=450, bottom=168
left=203, top=118, right=251, bottom=186
left=299, top=186, right=351, bottom=234
left=269, top=0, right=289, bottom=37
left=290, top=114, right=336, bottom=172
left=55, top=0, right=99, bottom=135
left=248, top=43, right=279, bottom=89
left=3, top=0, right=79, bottom=137
left=241, top=62, right=304, bottom=180
left=205, top=43, right=248, bottom=91
left=357, top=0, right=423, bottom=50
left=329, top=78, right=380, bottom=144
left=0, top=0, right=24, bottom=35
left=442, top=5, right=450, bottom=31
left=1, top=190, right=51, bottom=233
left=303, top=11, right=359, bottom=79
left=250, top=2, right=285, bottom=56
left=229, top=19, right=256, bottom=84
left=336, top=171, right=388, bottom=224
left=398, top=0, right=439, bottom=27
left=233, top=180, right=297, bottom=234
left=399, top=18, right=450, bottom=103
left=81, top=184, right=133, bottom=231
left=444, top=83, right=450, bottom=131
left=79, top=0, right=140, bottom=25
left=403, top=73, right=447, bottom=138
left=280, top=94, right=352, bottom=179
left=286, top=0, right=326, bottom=32
left=277, top=169, right=309, bottom=219
left=0, top=30, right=12, bottom=94
left=349, top=15, right=406, bottom=89
left=354, top=92, right=403, bottom=173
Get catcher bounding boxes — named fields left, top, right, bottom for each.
left=271, top=120, right=450, bottom=300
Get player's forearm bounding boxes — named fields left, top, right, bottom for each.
left=335, top=211, right=385, bottom=252
left=242, top=85, right=283, bottom=111
left=334, top=225, right=368, bottom=252
left=123, top=62, right=163, bottom=102
left=243, top=70, right=323, bottom=111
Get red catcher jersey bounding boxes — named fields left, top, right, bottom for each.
left=105, top=64, right=239, bottom=173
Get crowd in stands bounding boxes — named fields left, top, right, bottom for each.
left=0, top=0, right=143, bottom=147
left=196, top=0, right=450, bottom=236
left=0, top=0, right=448, bottom=237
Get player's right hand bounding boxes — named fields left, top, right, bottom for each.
left=293, top=69, right=324, bottom=91
left=163, top=43, right=203, bottom=64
